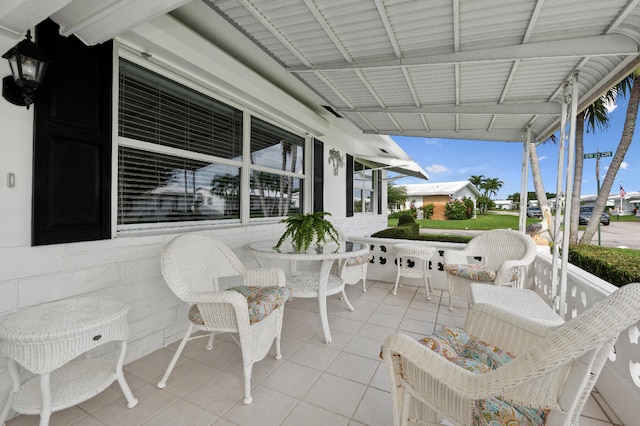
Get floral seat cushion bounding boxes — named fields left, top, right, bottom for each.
left=346, top=253, right=374, bottom=266
left=189, top=286, right=291, bottom=325
left=444, top=263, right=497, bottom=282
left=418, top=327, right=547, bottom=426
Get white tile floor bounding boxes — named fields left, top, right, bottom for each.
left=6, top=281, right=622, bottom=425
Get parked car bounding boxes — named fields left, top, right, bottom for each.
left=579, top=206, right=610, bottom=225
left=526, top=207, right=542, bottom=218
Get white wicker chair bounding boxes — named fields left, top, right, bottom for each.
left=157, top=233, right=289, bottom=404
left=336, top=231, right=372, bottom=292
left=382, top=283, right=640, bottom=426
left=443, top=229, right=537, bottom=310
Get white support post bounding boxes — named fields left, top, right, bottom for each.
left=519, top=127, right=531, bottom=232
left=559, top=72, right=579, bottom=318
left=550, top=72, right=579, bottom=317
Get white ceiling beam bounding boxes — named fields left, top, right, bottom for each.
left=237, top=0, right=312, bottom=68
left=363, top=129, right=525, bottom=142
left=288, top=34, right=639, bottom=72
left=375, top=0, right=401, bottom=58
left=0, top=0, right=73, bottom=37
left=336, top=102, right=562, bottom=115
left=606, top=0, right=640, bottom=33
left=51, top=0, right=191, bottom=46
left=302, top=0, right=352, bottom=63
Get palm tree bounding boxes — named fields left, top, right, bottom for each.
left=529, top=139, right=551, bottom=210
left=482, top=177, right=504, bottom=198
left=580, top=72, right=639, bottom=244
left=469, top=175, right=485, bottom=191
left=569, top=94, right=619, bottom=243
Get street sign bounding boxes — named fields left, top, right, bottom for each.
left=584, top=151, right=612, bottom=159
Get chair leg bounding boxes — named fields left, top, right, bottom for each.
left=448, top=290, right=455, bottom=311
left=341, top=289, right=355, bottom=312
left=243, top=361, right=253, bottom=404
left=423, top=274, right=431, bottom=301
left=393, top=260, right=401, bottom=295
left=206, top=333, right=215, bottom=350
left=362, top=265, right=368, bottom=292
left=157, top=323, right=194, bottom=388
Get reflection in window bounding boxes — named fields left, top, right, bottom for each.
left=249, top=117, right=305, bottom=218
left=354, top=161, right=374, bottom=214
left=251, top=117, right=304, bottom=173
left=118, top=147, right=240, bottom=224
left=250, top=171, right=302, bottom=218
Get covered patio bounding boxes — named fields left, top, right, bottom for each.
left=1, top=1, right=640, bottom=425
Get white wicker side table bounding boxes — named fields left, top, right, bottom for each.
left=392, top=244, right=436, bottom=299
left=0, top=296, right=138, bottom=426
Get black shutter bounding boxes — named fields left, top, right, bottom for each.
left=377, top=171, right=382, bottom=214
left=32, top=19, right=113, bottom=245
left=313, top=139, right=324, bottom=212
left=346, top=154, right=353, bottom=217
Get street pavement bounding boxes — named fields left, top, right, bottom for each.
left=419, top=219, right=640, bottom=250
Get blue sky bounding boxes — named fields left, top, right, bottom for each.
left=391, top=97, right=640, bottom=200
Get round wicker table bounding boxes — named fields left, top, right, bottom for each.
left=248, top=240, right=368, bottom=344
left=0, top=296, right=138, bottom=426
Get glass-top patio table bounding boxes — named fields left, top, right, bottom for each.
left=247, top=240, right=368, bottom=344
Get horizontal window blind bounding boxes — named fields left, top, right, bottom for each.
left=119, top=60, right=242, bottom=161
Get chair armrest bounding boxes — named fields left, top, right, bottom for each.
left=244, top=267, right=286, bottom=287
left=183, top=290, right=251, bottom=328
left=464, top=303, right=559, bottom=356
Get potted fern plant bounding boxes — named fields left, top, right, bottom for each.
left=275, top=212, right=341, bottom=252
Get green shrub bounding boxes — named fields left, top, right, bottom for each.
left=445, top=199, right=468, bottom=220
left=398, top=213, right=416, bottom=226
left=371, top=228, right=472, bottom=244
left=568, top=244, right=640, bottom=288
left=421, top=204, right=435, bottom=219
left=462, top=197, right=474, bottom=218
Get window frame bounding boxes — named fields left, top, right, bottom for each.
left=352, top=159, right=377, bottom=215
left=114, top=51, right=309, bottom=234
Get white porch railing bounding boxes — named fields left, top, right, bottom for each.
left=351, top=236, right=640, bottom=426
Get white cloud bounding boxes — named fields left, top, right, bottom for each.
left=422, top=138, right=441, bottom=146
left=621, top=161, right=629, bottom=169
left=425, top=164, right=449, bottom=174
left=538, top=155, right=548, bottom=161
left=604, top=99, right=618, bottom=113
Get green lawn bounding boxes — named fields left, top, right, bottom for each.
left=388, top=212, right=540, bottom=230
left=388, top=211, right=639, bottom=229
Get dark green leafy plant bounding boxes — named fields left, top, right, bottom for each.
left=421, top=204, right=435, bottom=219
left=275, top=212, right=340, bottom=251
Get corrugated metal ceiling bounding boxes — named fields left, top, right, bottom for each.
left=199, top=0, right=640, bottom=143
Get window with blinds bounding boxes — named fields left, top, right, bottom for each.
left=118, top=60, right=242, bottom=226
left=117, top=59, right=306, bottom=227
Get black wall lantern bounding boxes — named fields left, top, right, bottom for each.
left=2, top=30, right=50, bottom=109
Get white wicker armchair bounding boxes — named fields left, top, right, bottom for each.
left=157, top=234, right=289, bottom=404
left=382, top=283, right=640, bottom=426
left=443, top=229, right=537, bottom=310
left=336, top=230, right=372, bottom=292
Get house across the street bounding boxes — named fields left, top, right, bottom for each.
left=401, top=181, right=481, bottom=220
